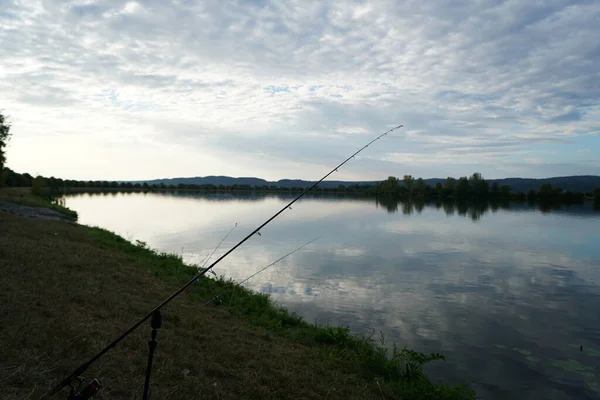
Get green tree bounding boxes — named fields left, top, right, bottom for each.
left=0, top=168, right=7, bottom=187
left=380, top=176, right=401, bottom=195
left=593, top=187, right=600, bottom=203
left=403, top=175, right=415, bottom=195
left=414, top=177, right=428, bottom=196
left=455, top=177, right=470, bottom=198
left=443, top=177, right=456, bottom=191
left=539, top=183, right=553, bottom=195
left=0, top=112, right=11, bottom=184
left=500, top=185, right=512, bottom=198
left=468, top=172, right=488, bottom=198
left=31, top=175, right=50, bottom=197
left=442, top=177, right=456, bottom=198
left=435, top=182, right=443, bottom=197
left=538, top=184, right=561, bottom=200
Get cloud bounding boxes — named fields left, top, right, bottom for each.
left=1, top=0, right=599, bottom=180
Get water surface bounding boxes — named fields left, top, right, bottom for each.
left=64, top=192, right=600, bottom=399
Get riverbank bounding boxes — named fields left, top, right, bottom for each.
left=0, top=191, right=475, bottom=399
left=0, top=187, right=77, bottom=220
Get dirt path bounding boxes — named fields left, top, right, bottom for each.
left=0, top=201, right=75, bottom=221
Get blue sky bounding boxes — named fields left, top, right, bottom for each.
left=1, top=0, right=599, bottom=181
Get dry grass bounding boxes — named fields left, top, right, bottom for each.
left=0, top=203, right=474, bottom=400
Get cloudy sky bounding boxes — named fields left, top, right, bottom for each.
left=1, top=0, right=599, bottom=181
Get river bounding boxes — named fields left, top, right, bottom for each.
left=63, top=191, right=600, bottom=399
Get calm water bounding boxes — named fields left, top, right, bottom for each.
left=63, top=192, right=600, bottom=399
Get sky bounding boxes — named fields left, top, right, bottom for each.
left=1, top=0, right=599, bottom=182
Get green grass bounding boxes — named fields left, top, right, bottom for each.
left=0, top=187, right=78, bottom=219
left=0, top=206, right=475, bottom=399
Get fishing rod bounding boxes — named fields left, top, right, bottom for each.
left=203, top=236, right=321, bottom=307
left=40, top=124, right=402, bottom=399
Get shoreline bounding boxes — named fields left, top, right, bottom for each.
left=0, top=200, right=76, bottom=222
left=0, top=188, right=475, bottom=399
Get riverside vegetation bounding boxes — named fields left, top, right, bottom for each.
left=0, top=188, right=475, bottom=399
left=3, top=167, right=600, bottom=208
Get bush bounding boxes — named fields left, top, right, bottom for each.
left=31, top=176, right=51, bottom=197
left=0, top=168, right=7, bottom=187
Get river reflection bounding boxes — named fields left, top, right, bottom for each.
left=63, top=192, right=600, bottom=399
left=374, top=195, right=598, bottom=221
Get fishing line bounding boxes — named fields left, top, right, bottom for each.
left=199, top=223, right=238, bottom=277
left=40, top=124, right=402, bottom=399
left=202, top=236, right=320, bottom=307
left=184, top=223, right=238, bottom=296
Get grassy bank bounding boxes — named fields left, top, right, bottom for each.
left=0, top=195, right=474, bottom=399
left=0, top=187, right=78, bottom=219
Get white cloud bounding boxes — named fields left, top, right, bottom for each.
left=1, top=0, right=599, bottom=180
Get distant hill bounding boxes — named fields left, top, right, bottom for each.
left=138, top=176, right=380, bottom=189
left=482, top=176, right=600, bottom=193
left=135, top=175, right=600, bottom=193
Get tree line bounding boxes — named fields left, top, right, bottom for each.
left=376, top=173, right=600, bottom=204
left=3, top=168, right=599, bottom=205
left=0, top=111, right=598, bottom=204
left=1, top=167, right=378, bottom=194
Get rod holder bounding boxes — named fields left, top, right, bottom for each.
left=142, top=310, right=162, bottom=400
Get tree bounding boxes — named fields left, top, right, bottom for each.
left=443, top=177, right=456, bottom=191
left=468, top=172, right=488, bottom=198
left=380, top=176, right=400, bottom=195
left=500, top=185, right=512, bottom=198
left=594, top=187, right=600, bottom=203
left=0, top=112, right=12, bottom=183
left=539, top=183, right=553, bottom=195
left=403, top=175, right=415, bottom=194
left=0, top=168, right=7, bottom=187
left=414, top=178, right=428, bottom=196
left=538, top=184, right=561, bottom=200
left=455, top=177, right=470, bottom=198
left=31, top=176, right=50, bottom=197
left=443, top=177, right=456, bottom=198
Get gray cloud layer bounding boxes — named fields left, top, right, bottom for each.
left=1, top=0, right=599, bottom=180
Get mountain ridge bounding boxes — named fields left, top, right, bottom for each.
left=135, top=175, right=600, bottom=193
